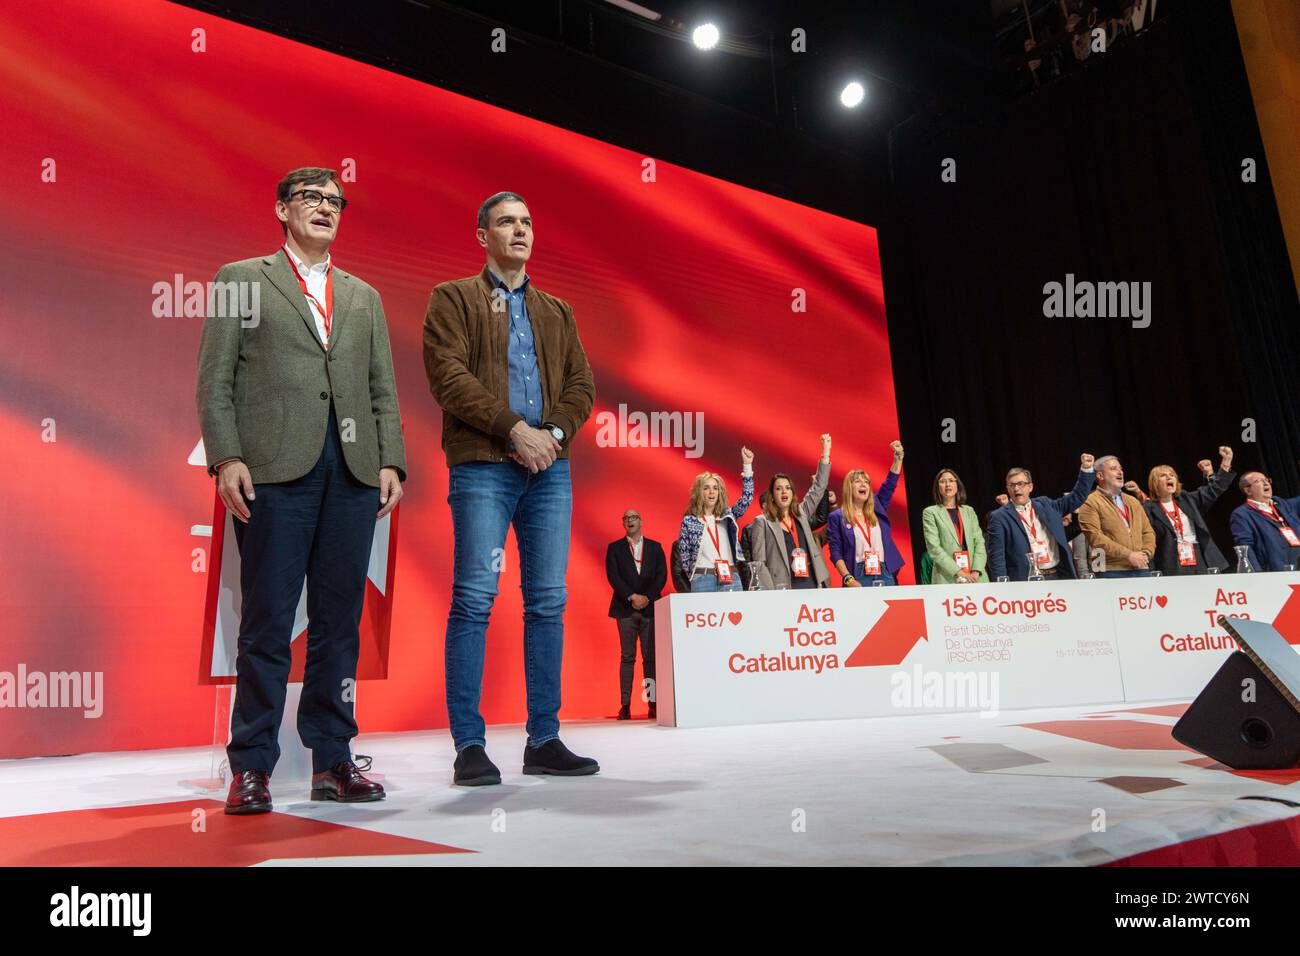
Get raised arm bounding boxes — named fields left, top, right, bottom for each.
left=799, top=434, right=832, bottom=523
left=728, top=446, right=756, bottom=520
left=1054, top=453, right=1096, bottom=514
left=1183, top=447, right=1234, bottom=512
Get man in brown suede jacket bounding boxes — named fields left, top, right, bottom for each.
left=1076, top=455, right=1156, bottom=578
left=423, top=191, right=598, bottom=786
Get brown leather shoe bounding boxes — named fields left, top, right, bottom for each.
left=225, top=769, right=272, bottom=815
left=310, top=760, right=385, bottom=803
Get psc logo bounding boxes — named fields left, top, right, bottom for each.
left=685, top=611, right=744, bottom=629
left=1118, top=595, right=1169, bottom=612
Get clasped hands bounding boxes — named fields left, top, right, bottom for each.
left=509, top=421, right=562, bottom=473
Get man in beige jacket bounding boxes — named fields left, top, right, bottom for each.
left=1076, top=455, right=1155, bottom=577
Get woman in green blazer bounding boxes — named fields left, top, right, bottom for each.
left=922, top=469, right=987, bottom=584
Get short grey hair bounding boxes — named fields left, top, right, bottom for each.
left=1094, top=455, right=1120, bottom=474
left=477, top=191, right=528, bottom=229
left=1005, top=467, right=1033, bottom=485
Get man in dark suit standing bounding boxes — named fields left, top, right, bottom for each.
left=606, top=510, right=667, bottom=720
left=986, top=454, right=1095, bottom=580
left=197, top=168, right=406, bottom=814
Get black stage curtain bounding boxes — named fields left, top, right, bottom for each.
left=879, top=0, right=1300, bottom=571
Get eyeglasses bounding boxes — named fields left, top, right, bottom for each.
left=1246, top=476, right=1271, bottom=486
left=1008, top=480, right=1031, bottom=489
left=289, top=188, right=347, bottom=213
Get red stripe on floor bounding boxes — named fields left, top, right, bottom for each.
left=1106, top=813, right=1300, bottom=866
left=1017, top=719, right=1192, bottom=751
left=0, top=800, right=471, bottom=866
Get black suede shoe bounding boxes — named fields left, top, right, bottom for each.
left=453, top=745, right=501, bottom=786
left=617, top=704, right=631, bottom=720
left=523, top=739, right=600, bottom=776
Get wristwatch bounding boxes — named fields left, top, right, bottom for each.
left=543, top=422, right=565, bottom=443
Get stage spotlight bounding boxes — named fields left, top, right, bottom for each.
left=840, top=81, right=866, bottom=108
left=692, top=23, right=720, bottom=50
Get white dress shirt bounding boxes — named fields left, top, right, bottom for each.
left=1016, top=501, right=1060, bottom=569
left=695, top=515, right=734, bottom=569
left=283, top=244, right=332, bottom=346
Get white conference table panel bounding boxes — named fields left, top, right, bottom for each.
left=654, top=581, right=1124, bottom=728
left=1109, top=572, right=1300, bottom=701
left=654, top=574, right=1300, bottom=729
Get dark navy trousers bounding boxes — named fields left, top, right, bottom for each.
left=228, top=408, right=378, bottom=774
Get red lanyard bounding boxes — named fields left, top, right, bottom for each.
left=1255, top=501, right=1288, bottom=525
left=705, top=517, right=723, bottom=555
left=627, top=539, right=642, bottom=572
left=949, top=507, right=966, bottom=548
left=1017, top=507, right=1041, bottom=543
left=1113, top=496, right=1130, bottom=526
left=853, top=515, right=875, bottom=553
left=284, top=247, right=334, bottom=341
left=780, top=515, right=798, bottom=543
left=1161, top=500, right=1185, bottom=537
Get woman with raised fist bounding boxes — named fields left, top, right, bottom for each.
left=748, top=435, right=833, bottom=590
left=677, top=446, right=756, bottom=592
left=827, top=440, right=906, bottom=586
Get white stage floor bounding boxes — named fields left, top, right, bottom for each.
left=4, top=700, right=1300, bottom=866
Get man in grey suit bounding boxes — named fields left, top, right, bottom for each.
left=197, top=167, right=406, bottom=814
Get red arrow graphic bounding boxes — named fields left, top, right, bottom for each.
left=844, top=599, right=928, bottom=667
left=1272, top=584, right=1300, bottom=646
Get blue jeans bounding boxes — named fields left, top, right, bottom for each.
left=445, top=459, right=571, bottom=751
left=852, top=562, right=897, bottom=586
left=689, top=572, right=741, bottom=592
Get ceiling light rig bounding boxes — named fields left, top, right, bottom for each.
left=691, top=22, right=721, bottom=51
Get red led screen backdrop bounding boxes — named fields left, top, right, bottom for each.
left=0, top=0, right=902, bottom=758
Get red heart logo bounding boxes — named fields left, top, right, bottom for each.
left=1155, top=595, right=1168, bottom=608
left=728, top=611, right=743, bottom=626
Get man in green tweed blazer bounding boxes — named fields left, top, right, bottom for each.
left=196, top=168, right=406, bottom=815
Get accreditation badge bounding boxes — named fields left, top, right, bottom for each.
left=791, top=548, right=809, bottom=578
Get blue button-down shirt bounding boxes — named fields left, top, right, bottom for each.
left=490, top=270, right=543, bottom=429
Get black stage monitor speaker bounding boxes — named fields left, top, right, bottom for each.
left=1171, top=615, right=1300, bottom=770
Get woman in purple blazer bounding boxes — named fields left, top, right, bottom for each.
left=826, top=441, right=906, bottom=586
